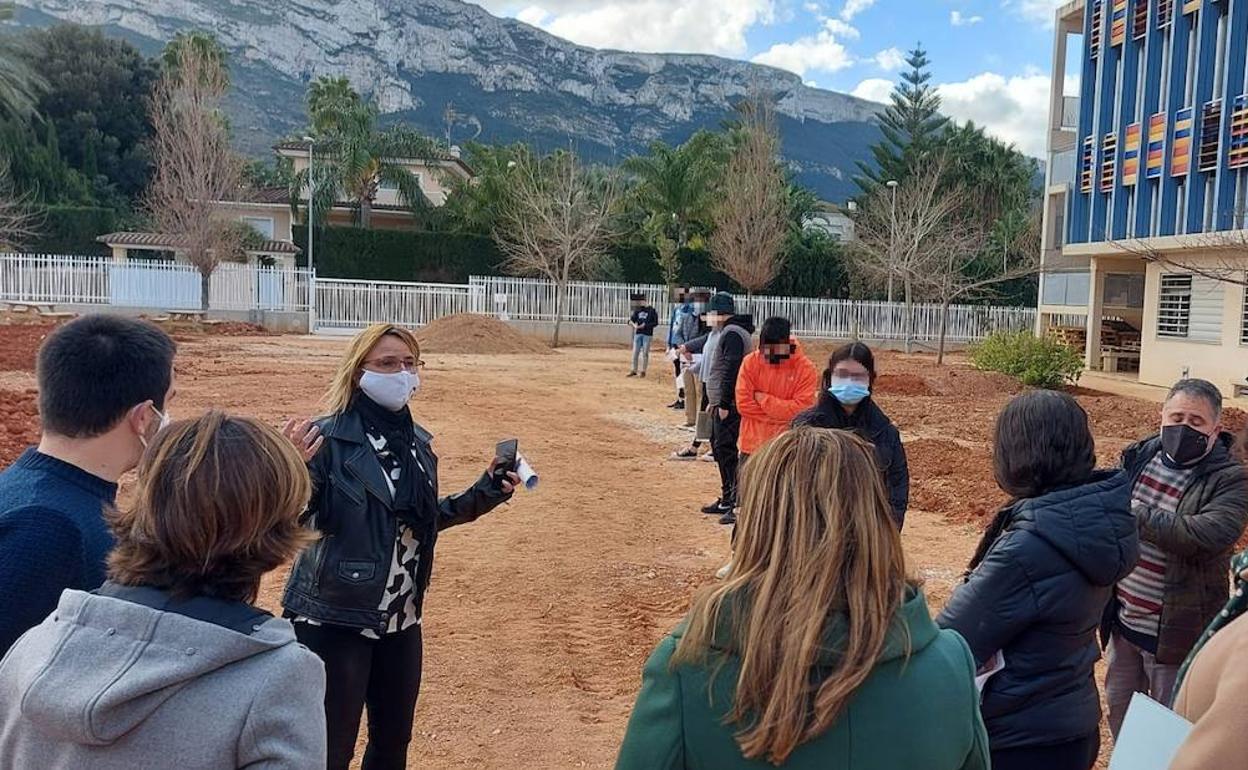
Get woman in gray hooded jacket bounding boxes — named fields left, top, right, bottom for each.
left=0, top=411, right=326, bottom=770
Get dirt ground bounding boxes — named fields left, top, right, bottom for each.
left=1, top=323, right=1235, bottom=768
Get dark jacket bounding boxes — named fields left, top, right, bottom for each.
left=1100, top=433, right=1248, bottom=664
left=631, top=306, right=659, bottom=336
left=668, top=305, right=699, bottom=347
left=281, top=407, right=511, bottom=634
left=792, top=393, right=909, bottom=528
left=686, top=315, right=755, bottom=409
left=937, top=470, right=1139, bottom=750
left=616, top=587, right=989, bottom=770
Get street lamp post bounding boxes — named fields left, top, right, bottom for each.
left=303, top=136, right=315, bottom=275
left=886, top=179, right=899, bottom=306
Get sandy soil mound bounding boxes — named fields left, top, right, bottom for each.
left=416, top=314, right=553, bottom=355
left=875, top=373, right=936, bottom=397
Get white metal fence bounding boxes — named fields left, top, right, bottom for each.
left=0, top=254, right=313, bottom=312
left=316, top=278, right=475, bottom=329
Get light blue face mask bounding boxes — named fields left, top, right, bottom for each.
left=828, top=379, right=870, bottom=405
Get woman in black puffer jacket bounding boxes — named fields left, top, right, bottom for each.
left=937, top=391, right=1138, bottom=770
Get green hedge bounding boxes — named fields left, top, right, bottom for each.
left=970, top=331, right=1085, bottom=389
left=293, top=226, right=504, bottom=282
left=27, top=205, right=120, bottom=255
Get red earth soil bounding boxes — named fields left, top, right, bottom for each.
left=0, top=389, right=40, bottom=467
left=0, top=324, right=56, bottom=373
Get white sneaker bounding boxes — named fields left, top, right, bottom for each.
left=715, top=562, right=732, bottom=579
left=699, top=452, right=716, bottom=463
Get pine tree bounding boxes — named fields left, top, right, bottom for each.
left=854, top=45, right=948, bottom=194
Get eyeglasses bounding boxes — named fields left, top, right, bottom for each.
left=362, top=356, right=424, bottom=373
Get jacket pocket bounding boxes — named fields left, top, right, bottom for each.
left=337, top=560, right=377, bottom=583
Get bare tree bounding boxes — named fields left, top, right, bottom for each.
left=144, top=39, right=245, bottom=310
left=0, top=159, right=40, bottom=251
left=708, top=97, right=788, bottom=296
left=493, top=150, right=621, bottom=347
left=1110, top=225, right=1248, bottom=288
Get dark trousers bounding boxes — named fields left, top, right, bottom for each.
left=294, top=622, right=425, bottom=770
left=711, top=407, right=742, bottom=506
left=990, top=734, right=1100, bottom=770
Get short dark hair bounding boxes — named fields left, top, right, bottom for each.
left=759, top=317, right=792, bottom=345
left=108, top=411, right=313, bottom=602
left=37, top=315, right=176, bottom=438
left=825, top=342, right=877, bottom=388
left=1167, top=378, right=1223, bottom=419
left=992, top=390, right=1096, bottom=499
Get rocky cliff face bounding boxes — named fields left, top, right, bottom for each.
left=13, top=0, right=883, bottom=201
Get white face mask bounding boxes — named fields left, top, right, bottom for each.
left=139, top=405, right=171, bottom=449
left=359, top=369, right=420, bottom=411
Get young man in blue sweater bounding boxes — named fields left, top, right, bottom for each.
left=0, top=315, right=177, bottom=656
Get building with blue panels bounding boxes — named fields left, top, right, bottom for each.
left=1037, top=0, right=1248, bottom=397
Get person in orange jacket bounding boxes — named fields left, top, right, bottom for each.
left=726, top=317, right=818, bottom=526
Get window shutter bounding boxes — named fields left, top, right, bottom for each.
left=1188, top=276, right=1224, bottom=342
left=1158, top=274, right=1192, bottom=338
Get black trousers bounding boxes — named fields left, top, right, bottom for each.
left=294, top=622, right=425, bottom=770
left=990, top=734, right=1100, bottom=770
left=711, top=407, right=742, bottom=506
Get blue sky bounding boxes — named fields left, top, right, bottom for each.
left=472, top=0, right=1075, bottom=157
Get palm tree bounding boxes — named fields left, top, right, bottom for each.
left=441, top=141, right=530, bottom=234
left=291, top=80, right=439, bottom=228
left=622, top=131, right=726, bottom=252
left=161, top=31, right=230, bottom=88
left=0, top=2, right=45, bottom=119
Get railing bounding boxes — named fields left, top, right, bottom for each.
left=316, top=278, right=475, bottom=329
left=1061, top=96, right=1080, bottom=130
left=0, top=254, right=313, bottom=312
left=1049, top=148, right=1078, bottom=187
left=467, top=276, right=683, bottom=324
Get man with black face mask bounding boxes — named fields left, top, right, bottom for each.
left=1102, top=378, right=1248, bottom=737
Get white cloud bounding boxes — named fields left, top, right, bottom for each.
left=874, top=47, right=905, bottom=71
left=476, top=0, right=776, bottom=56
left=852, top=77, right=894, bottom=103
left=840, top=0, right=876, bottom=20
left=950, top=10, right=984, bottom=26
left=752, top=17, right=858, bottom=76
left=803, top=1, right=823, bottom=12
left=937, top=72, right=1052, bottom=156
left=1006, top=0, right=1065, bottom=26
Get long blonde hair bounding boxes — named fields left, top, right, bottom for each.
left=323, top=324, right=421, bottom=414
left=673, top=428, right=909, bottom=764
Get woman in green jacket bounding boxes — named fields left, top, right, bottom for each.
left=616, top=427, right=989, bottom=770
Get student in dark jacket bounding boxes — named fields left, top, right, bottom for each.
left=791, top=342, right=909, bottom=528
left=1101, top=378, right=1248, bottom=736
left=282, top=324, right=520, bottom=770
left=0, top=315, right=177, bottom=657
left=684, top=292, right=754, bottom=517
left=937, top=391, right=1139, bottom=770
left=628, top=293, right=659, bottom=378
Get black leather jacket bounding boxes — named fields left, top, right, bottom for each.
left=281, top=407, right=511, bottom=633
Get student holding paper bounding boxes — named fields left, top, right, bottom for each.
left=938, top=391, right=1139, bottom=770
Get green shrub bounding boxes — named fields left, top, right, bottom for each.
left=970, top=331, right=1084, bottom=389
left=293, top=227, right=503, bottom=282
left=26, top=205, right=123, bottom=255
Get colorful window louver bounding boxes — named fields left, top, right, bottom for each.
left=1198, top=100, right=1221, bottom=173
left=1147, top=112, right=1167, bottom=179
left=1081, top=135, right=1097, bottom=192
left=1111, top=0, right=1128, bottom=46
left=1133, top=0, right=1149, bottom=38
left=1158, top=0, right=1173, bottom=27
left=1229, top=95, right=1248, bottom=170
left=1183, top=0, right=1201, bottom=13
left=1091, top=0, right=1104, bottom=57
left=1122, top=122, right=1141, bottom=185
left=1101, top=133, right=1118, bottom=192
left=1172, top=107, right=1194, bottom=176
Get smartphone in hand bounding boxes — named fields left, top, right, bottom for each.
left=493, top=439, right=519, bottom=482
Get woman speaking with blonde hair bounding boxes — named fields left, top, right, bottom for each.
left=616, top=428, right=988, bottom=770
left=281, top=323, right=519, bottom=770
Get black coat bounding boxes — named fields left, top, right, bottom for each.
left=791, top=393, right=909, bottom=528
left=937, top=470, right=1139, bottom=750
left=281, top=407, right=511, bottom=634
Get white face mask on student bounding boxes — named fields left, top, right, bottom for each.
left=138, top=404, right=171, bottom=449
left=359, top=369, right=420, bottom=411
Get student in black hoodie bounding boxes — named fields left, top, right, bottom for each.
left=628, top=293, right=660, bottom=378
left=791, top=342, right=909, bottom=529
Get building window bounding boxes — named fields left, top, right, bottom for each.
left=379, top=173, right=421, bottom=192
left=1185, top=26, right=1197, bottom=107
left=1213, top=12, right=1229, bottom=101
left=1151, top=183, right=1163, bottom=236
left=1236, top=169, right=1248, bottom=229
left=1126, top=187, right=1137, bottom=237
left=240, top=216, right=274, bottom=240
left=1176, top=182, right=1187, bottom=233
left=1158, top=274, right=1193, bottom=337
left=1203, top=176, right=1216, bottom=231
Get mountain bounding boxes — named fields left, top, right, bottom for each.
left=10, top=0, right=885, bottom=202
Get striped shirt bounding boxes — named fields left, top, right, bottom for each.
left=1117, top=454, right=1197, bottom=644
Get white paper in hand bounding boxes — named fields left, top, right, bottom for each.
left=1108, top=692, right=1192, bottom=770
left=974, top=650, right=1004, bottom=695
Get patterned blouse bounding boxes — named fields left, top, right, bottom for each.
left=294, top=428, right=432, bottom=639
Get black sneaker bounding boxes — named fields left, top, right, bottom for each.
left=667, top=400, right=685, bottom=409
left=626, top=371, right=637, bottom=378
left=718, top=511, right=737, bottom=526
left=701, top=500, right=732, bottom=515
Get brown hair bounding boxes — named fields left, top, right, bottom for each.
left=107, top=410, right=314, bottom=603
left=324, top=324, right=422, bottom=414
left=672, top=427, right=909, bottom=764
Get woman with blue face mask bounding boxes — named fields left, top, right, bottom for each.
left=791, top=342, right=909, bottom=529
left=281, top=324, right=520, bottom=770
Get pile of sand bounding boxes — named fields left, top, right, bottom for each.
left=417, top=314, right=553, bottom=355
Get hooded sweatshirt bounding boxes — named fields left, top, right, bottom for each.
left=686, top=315, right=755, bottom=409
left=937, top=470, right=1139, bottom=750
left=0, top=586, right=326, bottom=769
left=734, top=341, right=818, bottom=455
